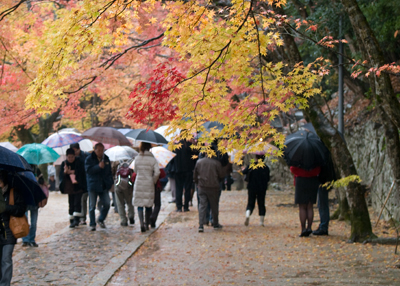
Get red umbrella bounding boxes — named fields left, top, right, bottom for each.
left=82, top=127, right=131, bottom=146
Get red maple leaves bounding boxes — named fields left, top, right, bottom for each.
left=126, top=63, right=185, bottom=128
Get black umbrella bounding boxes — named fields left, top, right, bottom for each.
left=125, top=129, right=168, bottom=145
left=8, top=171, right=47, bottom=206
left=283, top=130, right=329, bottom=170
left=0, top=146, right=32, bottom=172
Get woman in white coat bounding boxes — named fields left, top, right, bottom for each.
left=133, top=142, right=160, bottom=232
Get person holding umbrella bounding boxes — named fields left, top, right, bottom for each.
left=284, top=130, right=329, bottom=237
left=59, top=148, right=86, bottom=228
left=0, top=170, right=27, bottom=285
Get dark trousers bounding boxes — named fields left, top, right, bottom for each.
left=68, top=193, right=83, bottom=217
left=198, top=187, right=220, bottom=226
left=175, top=172, right=193, bottom=211
left=317, top=187, right=330, bottom=231
left=246, top=188, right=267, bottom=216
left=150, top=187, right=161, bottom=223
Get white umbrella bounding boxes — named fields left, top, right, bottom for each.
left=105, top=146, right=139, bottom=162
left=154, top=125, right=180, bottom=142
left=0, top=142, right=18, bottom=152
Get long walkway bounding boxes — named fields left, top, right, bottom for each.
left=108, top=190, right=400, bottom=285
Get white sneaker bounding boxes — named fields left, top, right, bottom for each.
left=244, top=210, right=251, bottom=226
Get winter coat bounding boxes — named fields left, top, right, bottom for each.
left=174, top=140, right=196, bottom=173
left=194, top=157, right=224, bottom=189
left=59, top=159, right=85, bottom=194
left=76, top=151, right=89, bottom=192
left=243, top=165, right=270, bottom=191
left=133, top=151, right=160, bottom=207
left=0, top=186, right=27, bottom=245
left=85, top=152, right=114, bottom=193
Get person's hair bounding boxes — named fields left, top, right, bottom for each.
left=66, top=148, right=75, bottom=156
left=70, top=143, right=80, bottom=150
left=256, top=154, right=265, bottom=161
left=94, top=142, right=104, bottom=150
left=139, top=142, right=151, bottom=153
left=0, top=170, right=8, bottom=185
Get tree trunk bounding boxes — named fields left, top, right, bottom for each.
left=341, top=0, right=400, bottom=129
left=272, top=3, right=374, bottom=242
left=14, top=125, right=34, bottom=145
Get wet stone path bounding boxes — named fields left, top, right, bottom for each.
left=11, top=193, right=174, bottom=286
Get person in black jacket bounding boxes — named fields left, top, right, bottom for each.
left=0, top=171, right=27, bottom=285
left=59, top=148, right=86, bottom=228
left=242, top=155, right=270, bottom=227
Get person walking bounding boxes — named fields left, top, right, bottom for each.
left=133, top=142, right=160, bottom=232
left=174, top=139, right=195, bottom=212
left=59, top=148, right=85, bottom=228
left=0, top=171, right=27, bottom=285
left=242, top=155, right=270, bottom=227
left=85, top=143, right=114, bottom=231
left=114, top=161, right=135, bottom=227
left=290, top=166, right=321, bottom=237
left=313, top=153, right=336, bottom=236
left=22, top=164, right=41, bottom=247
left=70, top=143, right=89, bottom=225
left=194, top=151, right=224, bottom=232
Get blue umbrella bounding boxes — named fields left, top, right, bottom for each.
left=17, top=143, right=60, bottom=165
left=7, top=171, right=47, bottom=206
left=42, top=133, right=84, bottom=148
left=0, top=146, right=32, bottom=172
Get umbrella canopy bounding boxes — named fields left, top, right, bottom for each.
left=0, top=142, right=18, bottom=152
left=105, top=146, right=139, bottom=162
left=154, top=125, right=180, bottom=142
left=52, top=133, right=93, bottom=156
left=8, top=171, right=47, bottom=206
left=0, top=146, right=32, bottom=172
left=17, top=143, right=60, bottom=165
left=283, top=130, right=329, bottom=170
left=125, top=129, right=168, bottom=145
left=42, top=133, right=84, bottom=148
left=150, top=146, right=176, bottom=168
left=82, top=127, right=131, bottom=146
left=118, top=128, right=134, bottom=135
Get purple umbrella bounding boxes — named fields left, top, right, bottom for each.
left=82, top=127, right=132, bottom=146
left=42, top=133, right=84, bottom=148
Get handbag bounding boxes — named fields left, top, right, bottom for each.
left=9, top=188, right=30, bottom=239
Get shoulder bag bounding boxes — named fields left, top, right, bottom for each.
left=9, top=188, right=30, bottom=239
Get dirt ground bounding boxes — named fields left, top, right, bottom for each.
left=107, top=189, right=400, bottom=286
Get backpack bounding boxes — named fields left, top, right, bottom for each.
left=115, top=163, right=133, bottom=191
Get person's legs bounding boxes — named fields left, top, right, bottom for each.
left=73, top=193, right=83, bottom=225
left=306, top=202, right=314, bottom=231
left=98, top=191, right=111, bottom=222
left=183, top=172, right=193, bottom=211
left=169, top=178, right=176, bottom=202
left=88, top=191, right=98, bottom=227
left=317, top=187, right=329, bottom=231
left=175, top=173, right=184, bottom=211
left=150, top=187, right=161, bottom=227
left=207, top=188, right=220, bottom=227
left=299, top=204, right=307, bottom=232
left=115, top=188, right=127, bottom=224
left=145, top=207, right=152, bottom=230
left=111, top=191, right=118, bottom=213
left=0, top=244, right=14, bottom=285
left=28, top=207, right=38, bottom=244
left=246, top=188, right=256, bottom=215
left=256, top=188, right=267, bottom=216
left=80, top=192, right=88, bottom=223
left=198, top=188, right=209, bottom=226
left=138, top=207, right=145, bottom=232
left=68, top=194, right=74, bottom=221
left=124, top=187, right=135, bottom=223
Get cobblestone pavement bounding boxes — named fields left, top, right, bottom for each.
left=11, top=192, right=174, bottom=286
left=108, top=190, right=400, bottom=286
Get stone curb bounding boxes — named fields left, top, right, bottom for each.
left=88, top=202, right=175, bottom=286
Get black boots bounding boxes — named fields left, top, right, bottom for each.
left=145, top=208, right=152, bottom=231
left=69, top=217, right=80, bottom=228
left=138, top=209, right=146, bottom=232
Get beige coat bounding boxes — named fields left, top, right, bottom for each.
left=133, top=151, right=160, bottom=207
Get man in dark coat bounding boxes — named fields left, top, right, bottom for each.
left=194, top=154, right=224, bottom=232
left=174, top=139, right=196, bottom=212
left=313, top=153, right=336, bottom=236
left=85, top=143, right=113, bottom=231
left=59, top=148, right=86, bottom=228
left=71, top=142, right=89, bottom=225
